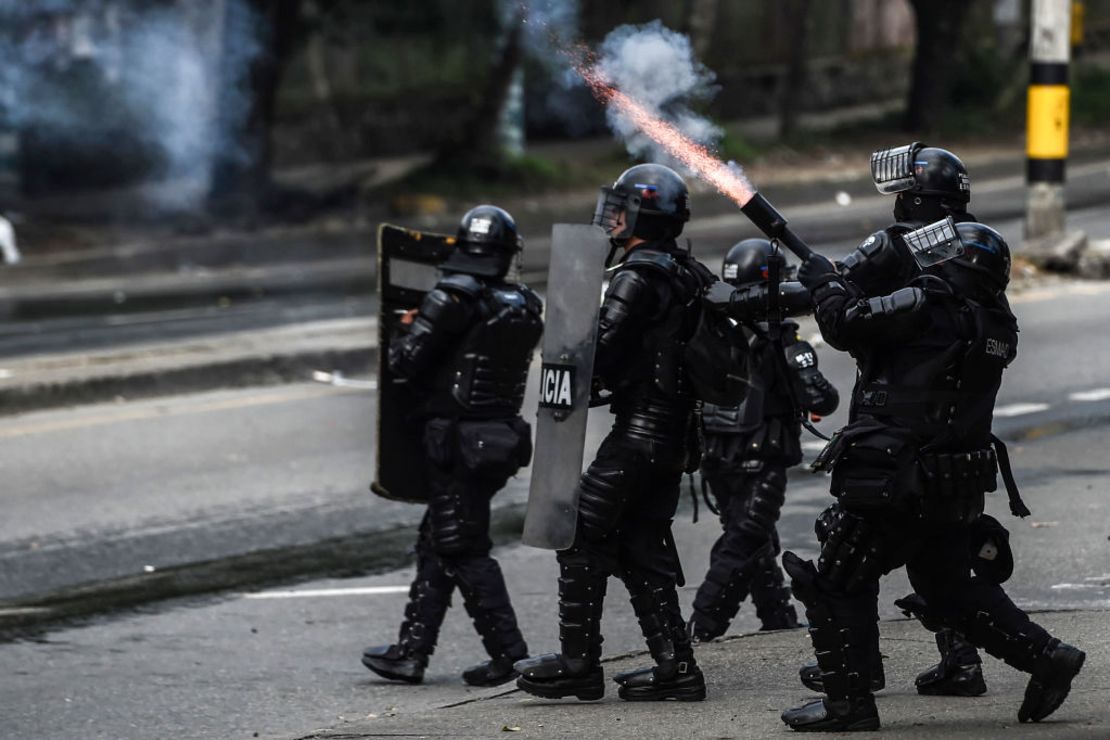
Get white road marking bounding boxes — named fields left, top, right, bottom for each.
left=802, top=440, right=828, bottom=452
left=243, top=585, right=409, bottom=600
left=311, top=370, right=378, bottom=390
left=1050, top=583, right=1109, bottom=591
left=1069, top=388, right=1110, bottom=402
left=994, top=402, right=1050, bottom=417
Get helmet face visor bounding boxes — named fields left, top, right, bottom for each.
left=902, top=216, right=965, bottom=268
left=592, top=186, right=641, bottom=243
left=870, top=143, right=920, bottom=195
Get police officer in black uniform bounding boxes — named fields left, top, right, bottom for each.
left=797, top=145, right=988, bottom=699
left=514, top=164, right=716, bottom=702
left=362, top=205, right=543, bottom=687
left=779, top=146, right=1085, bottom=731
left=689, top=238, right=838, bottom=641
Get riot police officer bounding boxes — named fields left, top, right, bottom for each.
left=795, top=145, right=990, bottom=699
left=514, top=164, right=716, bottom=702
left=362, top=205, right=543, bottom=687
left=689, top=238, right=838, bottom=641
left=780, top=148, right=1085, bottom=730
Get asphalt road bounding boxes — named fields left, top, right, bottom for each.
left=2, top=411, right=1108, bottom=739
left=3, top=203, right=1110, bottom=737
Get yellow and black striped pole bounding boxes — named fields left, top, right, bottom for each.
left=1026, top=0, right=1073, bottom=240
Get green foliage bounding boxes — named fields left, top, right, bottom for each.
left=386, top=149, right=629, bottom=199
left=717, top=127, right=761, bottom=164
left=1073, top=66, right=1110, bottom=126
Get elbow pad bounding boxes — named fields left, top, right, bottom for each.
left=846, top=286, right=926, bottom=322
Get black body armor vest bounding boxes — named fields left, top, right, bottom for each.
left=427, top=279, right=543, bottom=418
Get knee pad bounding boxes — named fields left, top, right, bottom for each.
left=739, top=470, right=787, bottom=537
left=817, top=508, right=885, bottom=593
left=576, top=464, right=629, bottom=541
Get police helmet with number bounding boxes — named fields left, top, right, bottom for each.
left=871, top=143, right=970, bottom=205
left=443, top=205, right=523, bottom=277
left=722, top=238, right=774, bottom=287
left=592, top=164, right=690, bottom=246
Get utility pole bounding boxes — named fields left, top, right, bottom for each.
left=1025, top=0, right=1072, bottom=241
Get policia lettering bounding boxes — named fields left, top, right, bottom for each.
left=782, top=146, right=1085, bottom=732
left=362, top=205, right=543, bottom=689
left=516, top=164, right=715, bottom=703
left=689, top=238, right=839, bottom=641
left=539, top=364, right=575, bottom=410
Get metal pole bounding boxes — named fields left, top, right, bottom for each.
left=1025, top=0, right=1072, bottom=240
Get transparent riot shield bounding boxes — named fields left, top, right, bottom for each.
left=522, top=224, right=611, bottom=549
left=371, top=223, right=454, bottom=503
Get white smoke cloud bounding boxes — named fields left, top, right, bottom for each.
left=596, top=21, right=722, bottom=167
left=0, top=0, right=260, bottom=211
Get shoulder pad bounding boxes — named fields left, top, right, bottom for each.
left=605, top=266, right=652, bottom=304
left=859, top=230, right=891, bottom=257
left=516, top=284, right=544, bottom=315
left=437, top=273, right=483, bottom=297
left=616, top=249, right=679, bottom=278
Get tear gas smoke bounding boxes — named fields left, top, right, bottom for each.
left=575, top=61, right=754, bottom=207
left=0, top=0, right=260, bottom=210
left=594, top=22, right=723, bottom=170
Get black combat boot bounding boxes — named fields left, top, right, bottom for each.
left=782, top=696, right=880, bottom=732
left=515, top=563, right=606, bottom=701
left=1018, top=640, right=1085, bottom=723
left=783, top=602, right=880, bottom=731
left=615, top=586, right=706, bottom=701
left=452, top=558, right=529, bottom=687
left=915, top=629, right=987, bottom=697
left=361, top=644, right=428, bottom=684
left=362, top=561, right=451, bottom=684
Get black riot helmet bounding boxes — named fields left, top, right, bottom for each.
left=949, top=221, right=1012, bottom=293
left=722, top=238, right=773, bottom=286
left=592, top=163, right=691, bottom=247
left=871, top=143, right=971, bottom=223
left=443, top=205, right=523, bottom=277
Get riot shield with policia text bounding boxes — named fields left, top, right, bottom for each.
left=521, top=224, right=610, bottom=550
left=371, top=223, right=455, bottom=503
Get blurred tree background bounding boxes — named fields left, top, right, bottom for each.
left=3, top=0, right=1110, bottom=213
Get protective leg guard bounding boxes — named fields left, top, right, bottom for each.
left=798, top=649, right=885, bottom=694
left=615, top=584, right=705, bottom=701
left=515, top=560, right=606, bottom=701
left=750, top=552, right=800, bottom=630
left=450, top=557, right=529, bottom=687
left=783, top=552, right=879, bottom=702
left=781, top=696, right=880, bottom=732
left=1018, top=640, right=1085, bottom=723
left=363, top=547, right=452, bottom=684
left=915, top=629, right=987, bottom=697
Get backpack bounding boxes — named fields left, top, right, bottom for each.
left=684, top=299, right=751, bottom=405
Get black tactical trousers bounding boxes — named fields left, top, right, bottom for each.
left=396, top=453, right=527, bottom=663
left=690, top=462, right=796, bottom=638
left=555, top=429, right=694, bottom=672
left=789, top=505, right=1053, bottom=701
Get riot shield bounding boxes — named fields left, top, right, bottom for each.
left=371, top=223, right=454, bottom=503
left=522, top=224, right=610, bottom=549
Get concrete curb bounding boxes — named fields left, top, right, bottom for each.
left=0, top=317, right=377, bottom=415
left=0, top=501, right=526, bottom=640
left=1020, top=230, right=1089, bottom=272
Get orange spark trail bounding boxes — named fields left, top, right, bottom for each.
left=577, top=64, right=755, bottom=207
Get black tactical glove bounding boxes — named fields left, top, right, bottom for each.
left=797, top=252, right=838, bottom=291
